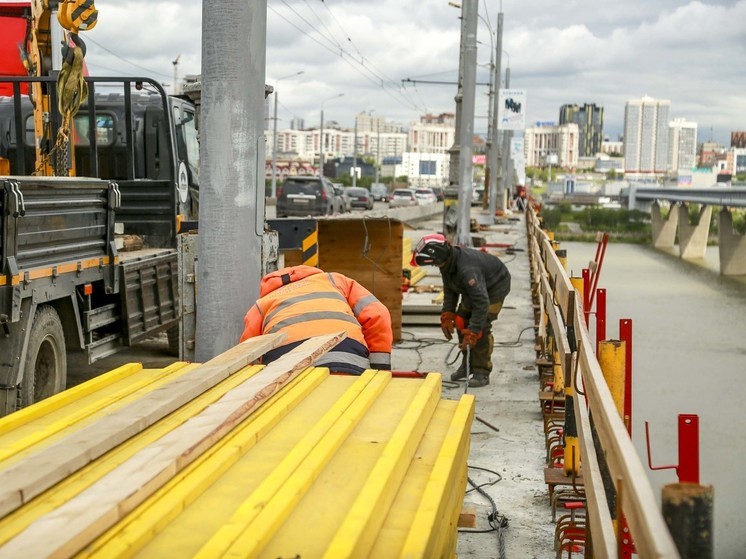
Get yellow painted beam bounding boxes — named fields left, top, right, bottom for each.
left=401, top=394, right=475, bottom=557
left=323, top=373, right=442, bottom=558
left=0, top=363, right=193, bottom=465
left=80, top=368, right=329, bottom=558
left=0, top=363, right=266, bottom=545
left=195, top=371, right=389, bottom=559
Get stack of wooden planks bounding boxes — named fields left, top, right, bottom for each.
left=0, top=332, right=474, bottom=558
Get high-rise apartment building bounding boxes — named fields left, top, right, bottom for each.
left=523, top=123, right=579, bottom=169
left=623, top=96, right=670, bottom=174
left=668, top=118, right=698, bottom=172
left=559, top=103, right=604, bottom=157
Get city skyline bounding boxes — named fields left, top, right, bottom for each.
left=70, top=1, right=745, bottom=145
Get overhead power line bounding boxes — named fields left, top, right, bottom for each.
left=269, top=4, right=425, bottom=113
left=85, top=36, right=172, bottom=80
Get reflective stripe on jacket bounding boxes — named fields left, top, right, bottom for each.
left=240, top=265, right=392, bottom=374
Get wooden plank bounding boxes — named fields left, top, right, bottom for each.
left=194, top=370, right=388, bottom=558
left=318, top=218, right=404, bottom=341
left=542, top=237, right=573, bottom=321
left=0, top=332, right=287, bottom=520
left=574, top=312, right=679, bottom=558
left=324, top=374, right=442, bottom=558
left=0, top=332, right=345, bottom=559
left=457, top=503, right=477, bottom=528
left=573, top=362, right=616, bottom=559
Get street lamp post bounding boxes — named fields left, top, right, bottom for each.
left=271, top=70, right=304, bottom=199
left=319, top=93, right=344, bottom=178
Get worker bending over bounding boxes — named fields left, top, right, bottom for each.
left=411, top=234, right=511, bottom=387
left=240, top=265, right=392, bottom=374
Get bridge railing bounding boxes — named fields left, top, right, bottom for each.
left=527, top=207, right=680, bottom=558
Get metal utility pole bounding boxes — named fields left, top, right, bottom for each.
left=196, top=0, right=267, bottom=361
left=172, top=55, right=181, bottom=95
left=456, top=0, right=478, bottom=247
left=499, top=65, right=512, bottom=209
left=375, top=119, right=381, bottom=184
left=352, top=115, right=358, bottom=187
left=271, top=70, right=304, bottom=199
left=319, top=93, right=343, bottom=178
left=487, top=11, right=503, bottom=220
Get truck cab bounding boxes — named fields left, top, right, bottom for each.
left=0, top=76, right=199, bottom=414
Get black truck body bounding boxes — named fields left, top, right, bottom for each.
left=0, top=76, right=199, bottom=414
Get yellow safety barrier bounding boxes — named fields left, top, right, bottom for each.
left=402, top=237, right=426, bottom=288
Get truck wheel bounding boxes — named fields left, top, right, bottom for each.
left=21, top=306, right=67, bottom=407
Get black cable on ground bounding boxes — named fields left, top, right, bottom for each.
left=458, top=465, right=509, bottom=559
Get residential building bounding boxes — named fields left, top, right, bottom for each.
left=523, top=123, right=580, bottom=169
left=698, top=141, right=725, bottom=168
left=290, top=117, right=304, bottom=130
left=401, top=151, right=450, bottom=188
left=623, top=96, right=671, bottom=174
left=668, top=118, right=698, bottom=173
left=408, top=113, right=455, bottom=155
left=559, top=103, right=604, bottom=157
left=601, top=139, right=623, bottom=156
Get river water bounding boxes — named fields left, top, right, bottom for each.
left=564, top=241, right=746, bottom=558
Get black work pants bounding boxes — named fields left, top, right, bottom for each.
left=456, top=300, right=504, bottom=377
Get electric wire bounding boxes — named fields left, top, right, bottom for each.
left=269, top=3, right=425, bottom=112
left=84, top=36, right=171, bottom=79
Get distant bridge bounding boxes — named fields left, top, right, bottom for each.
left=624, top=186, right=746, bottom=275
left=627, top=186, right=746, bottom=209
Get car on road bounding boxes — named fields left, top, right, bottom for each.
left=370, top=183, right=389, bottom=202
left=415, top=188, right=438, bottom=205
left=345, top=186, right=374, bottom=210
left=430, top=186, right=445, bottom=202
left=389, top=188, right=418, bottom=208
left=276, top=176, right=337, bottom=218
left=333, top=184, right=351, bottom=213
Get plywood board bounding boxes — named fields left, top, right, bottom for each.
left=318, top=218, right=404, bottom=341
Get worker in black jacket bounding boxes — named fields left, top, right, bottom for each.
left=411, top=233, right=511, bottom=387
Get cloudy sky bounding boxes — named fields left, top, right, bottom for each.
left=81, top=0, right=746, bottom=145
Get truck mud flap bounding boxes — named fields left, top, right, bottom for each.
left=120, top=251, right=180, bottom=346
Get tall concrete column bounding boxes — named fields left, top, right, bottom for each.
left=196, top=0, right=267, bottom=360
left=487, top=12, right=503, bottom=220
left=456, top=0, right=478, bottom=247
left=498, top=66, right=511, bottom=212
left=718, top=208, right=746, bottom=276
left=678, top=204, right=712, bottom=260
left=651, top=201, right=679, bottom=249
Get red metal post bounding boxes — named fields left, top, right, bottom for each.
left=678, top=414, right=700, bottom=484
left=619, top=319, right=633, bottom=436
left=596, top=288, right=606, bottom=355
left=582, top=268, right=590, bottom=326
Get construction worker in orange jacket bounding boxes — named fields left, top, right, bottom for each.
left=240, top=265, right=392, bottom=374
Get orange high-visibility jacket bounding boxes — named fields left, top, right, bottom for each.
left=240, top=265, right=392, bottom=374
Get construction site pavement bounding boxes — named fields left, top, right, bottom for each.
left=396, top=210, right=555, bottom=558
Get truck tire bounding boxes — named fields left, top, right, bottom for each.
left=21, top=306, right=67, bottom=407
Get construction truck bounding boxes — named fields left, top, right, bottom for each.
left=0, top=0, right=207, bottom=414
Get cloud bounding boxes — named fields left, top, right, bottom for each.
left=69, top=0, right=746, bottom=144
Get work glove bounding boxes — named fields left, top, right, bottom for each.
left=459, top=329, right=481, bottom=350
left=440, top=311, right=456, bottom=340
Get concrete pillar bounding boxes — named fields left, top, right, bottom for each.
left=678, top=204, right=712, bottom=260
left=718, top=208, right=746, bottom=276
left=196, top=1, right=267, bottom=361
left=650, top=201, right=678, bottom=249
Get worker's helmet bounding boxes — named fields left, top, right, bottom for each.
left=411, top=233, right=451, bottom=267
